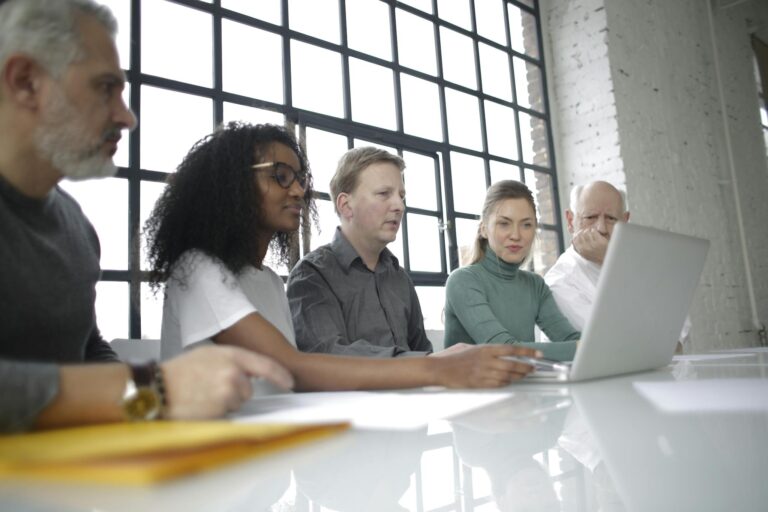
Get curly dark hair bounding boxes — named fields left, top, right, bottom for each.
left=145, top=121, right=316, bottom=287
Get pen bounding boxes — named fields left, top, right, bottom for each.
left=502, top=355, right=570, bottom=373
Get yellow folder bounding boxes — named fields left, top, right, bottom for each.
left=0, top=420, right=348, bottom=485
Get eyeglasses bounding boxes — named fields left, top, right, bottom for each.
left=251, top=161, right=307, bottom=189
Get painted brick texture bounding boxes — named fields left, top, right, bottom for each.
left=542, top=0, right=768, bottom=351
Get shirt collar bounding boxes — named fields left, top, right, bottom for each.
left=331, top=227, right=399, bottom=271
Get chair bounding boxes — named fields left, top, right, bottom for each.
left=110, top=338, right=161, bottom=362
left=426, top=329, right=445, bottom=352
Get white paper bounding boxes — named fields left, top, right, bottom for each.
left=233, top=390, right=513, bottom=430
left=634, top=379, right=768, bottom=413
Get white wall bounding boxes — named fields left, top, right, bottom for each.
left=542, top=0, right=768, bottom=351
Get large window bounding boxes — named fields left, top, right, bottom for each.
left=754, top=36, right=768, bottom=160
left=61, top=0, right=563, bottom=341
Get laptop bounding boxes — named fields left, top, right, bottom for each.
left=522, top=222, right=709, bottom=382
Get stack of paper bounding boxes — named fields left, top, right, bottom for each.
left=0, top=420, right=348, bottom=485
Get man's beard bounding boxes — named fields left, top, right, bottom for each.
left=34, top=88, right=120, bottom=181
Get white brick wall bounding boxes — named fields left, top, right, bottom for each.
left=542, top=0, right=768, bottom=351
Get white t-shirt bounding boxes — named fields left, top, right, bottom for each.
left=160, top=250, right=296, bottom=360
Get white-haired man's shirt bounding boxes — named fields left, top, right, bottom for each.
left=544, top=246, right=690, bottom=343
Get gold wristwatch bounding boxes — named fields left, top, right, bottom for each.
left=122, top=361, right=166, bottom=421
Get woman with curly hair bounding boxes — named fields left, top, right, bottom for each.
left=146, top=122, right=541, bottom=393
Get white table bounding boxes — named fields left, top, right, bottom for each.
left=2, top=349, right=767, bottom=511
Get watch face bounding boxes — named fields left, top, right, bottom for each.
left=125, top=388, right=161, bottom=421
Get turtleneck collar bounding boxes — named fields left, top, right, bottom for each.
left=479, top=248, right=522, bottom=279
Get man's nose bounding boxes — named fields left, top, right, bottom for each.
left=115, top=99, right=137, bottom=131
left=596, top=215, right=608, bottom=233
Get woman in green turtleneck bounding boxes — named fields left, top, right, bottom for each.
left=444, top=180, right=580, bottom=361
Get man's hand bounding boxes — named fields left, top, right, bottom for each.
left=162, top=345, right=294, bottom=419
left=430, top=345, right=543, bottom=388
left=572, top=228, right=609, bottom=264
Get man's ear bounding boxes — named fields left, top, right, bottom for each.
left=2, top=54, right=45, bottom=109
left=565, top=209, right=575, bottom=234
left=336, top=192, right=352, bottom=220
left=623, top=211, right=630, bottom=223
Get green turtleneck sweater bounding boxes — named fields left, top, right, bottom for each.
left=444, top=249, right=580, bottom=361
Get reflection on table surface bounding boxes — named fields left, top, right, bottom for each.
left=1, top=350, right=767, bottom=512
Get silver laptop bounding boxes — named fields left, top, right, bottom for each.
left=523, top=222, right=709, bottom=383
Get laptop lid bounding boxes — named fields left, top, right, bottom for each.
left=567, top=223, right=709, bottom=382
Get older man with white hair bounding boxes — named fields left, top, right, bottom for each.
left=545, top=181, right=690, bottom=349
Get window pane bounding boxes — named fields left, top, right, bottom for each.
left=525, top=169, right=556, bottom=225
left=407, top=214, right=441, bottom=272
left=399, top=0, right=433, bottom=14
left=291, top=41, right=344, bottom=118
left=440, top=27, right=477, bottom=90
left=490, top=160, right=522, bottom=183
left=437, top=0, right=471, bottom=30
left=403, top=151, right=438, bottom=211
left=533, top=229, right=559, bottom=276
left=304, top=127, right=349, bottom=194
left=508, top=4, right=540, bottom=59
left=484, top=100, right=519, bottom=160
left=519, top=111, right=550, bottom=167
left=349, top=59, right=396, bottom=130
left=141, top=283, right=163, bottom=340
left=140, top=181, right=166, bottom=271
left=401, top=74, right=443, bottom=141
left=223, top=103, right=285, bottom=125
left=222, top=0, right=281, bottom=24
left=397, top=9, right=437, bottom=76
left=450, top=152, right=487, bottom=213
left=289, top=0, right=340, bottom=44
left=415, top=286, right=447, bottom=331
left=352, top=140, right=397, bottom=153
left=96, top=281, right=129, bottom=341
left=474, top=0, right=506, bottom=45
left=479, top=43, right=512, bottom=101
left=223, top=21, right=283, bottom=103
left=141, top=0, right=212, bottom=87
left=100, top=0, right=130, bottom=67
left=455, top=217, right=480, bottom=266
left=309, top=198, right=338, bottom=250
left=60, top=178, right=127, bottom=271
left=514, top=57, right=544, bottom=112
left=140, top=87, right=213, bottom=173
left=347, top=0, right=392, bottom=61
left=445, top=88, right=482, bottom=151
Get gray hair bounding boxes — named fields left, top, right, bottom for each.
left=0, top=0, right=117, bottom=79
left=569, top=182, right=628, bottom=214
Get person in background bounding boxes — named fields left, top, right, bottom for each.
left=287, top=147, right=465, bottom=358
left=444, top=180, right=580, bottom=361
left=544, top=181, right=690, bottom=350
left=146, top=123, right=542, bottom=391
left=0, top=0, right=292, bottom=433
